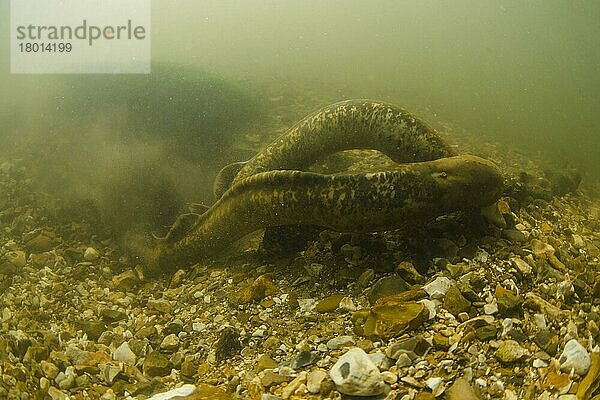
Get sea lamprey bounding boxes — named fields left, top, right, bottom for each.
left=213, top=99, right=457, bottom=198
left=150, top=155, right=504, bottom=273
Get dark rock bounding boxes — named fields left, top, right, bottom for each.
left=100, top=308, right=127, bottom=323
left=315, top=294, right=345, bottom=313
left=75, top=320, right=106, bottom=341
left=143, top=351, right=172, bottom=377
left=443, top=286, right=471, bottom=316
left=163, top=320, right=184, bottom=336
left=534, top=329, right=559, bottom=356
left=215, top=327, right=242, bottom=362
left=368, top=275, right=409, bottom=305
left=495, top=285, right=522, bottom=316
left=290, top=351, right=319, bottom=369
left=475, top=325, right=498, bottom=341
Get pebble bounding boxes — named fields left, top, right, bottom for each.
left=326, top=335, right=355, bottom=350
left=47, top=386, right=69, bottom=400
left=306, top=369, right=327, bottom=394
left=147, top=384, right=196, bottom=400
left=483, top=302, right=499, bottom=315
left=113, top=341, right=136, bottom=364
left=559, top=339, right=591, bottom=376
left=510, top=256, right=532, bottom=275
left=315, top=294, right=344, bottom=313
left=329, top=347, right=385, bottom=396
left=423, top=276, right=452, bottom=299
left=5, top=250, right=26, bottom=269
left=40, top=360, right=59, bottom=379
left=255, top=354, right=277, bottom=372
left=425, top=377, right=444, bottom=395
left=495, top=340, right=529, bottom=364
left=160, top=334, right=180, bottom=352
left=381, top=371, right=397, bottom=384
left=359, top=297, right=429, bottom=339
left=83, top=247, right=99, bottom=261
left=443, top=286, right=471, bottom=316
left=290, top=350, right=319, bottom=369
left=281, top=371, right=307, bottom=399
left=446, top=378, right=478, bottom=399
left=368, top=275, right=409, bottom=304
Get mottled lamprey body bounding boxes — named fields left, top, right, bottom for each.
left=150, top=100, right=504, bottom=273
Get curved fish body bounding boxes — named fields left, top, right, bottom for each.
left=214, top=99, right=456, bottom=198
left=152, top=155, right=503, bottom=273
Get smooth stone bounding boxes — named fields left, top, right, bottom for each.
left=495, top=340, right=529, bottom=364
left=483, top=302, right=499, bottom=315
left=330, top=348, right=385, bottom=396
left=423, top=276, right=452, bottom=299
left=326, top=335, right=355, bottom=350
left=307, top=369, right=328, bottom=394
left=315, top=294, right=345, bottom=313
left=113, top=341, right=136, bottom=364
left=559, top=339, right=591, bottom=376
left=368, top=275, right=409, bottom=305
left=147, top=384, right=196, bottom=400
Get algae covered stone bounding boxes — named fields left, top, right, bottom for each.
left=356, top=295, right=429, bottom=340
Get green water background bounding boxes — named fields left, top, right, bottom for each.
left=1, top=0, right=599, bottom=178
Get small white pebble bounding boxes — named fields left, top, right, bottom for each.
left=475, top=377, right=487, bottom=387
